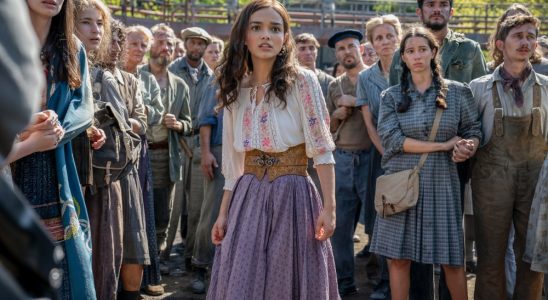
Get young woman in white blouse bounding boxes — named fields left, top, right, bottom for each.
left=206, top=0, right=339, bottom=299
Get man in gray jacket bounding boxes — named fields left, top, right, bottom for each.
left=140, top=24, right=192, bottom=283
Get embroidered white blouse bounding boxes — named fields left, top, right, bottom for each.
left=222, top=68, right=336, bottom=190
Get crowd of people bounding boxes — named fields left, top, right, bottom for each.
left=1, top=0, right=547, bottom=299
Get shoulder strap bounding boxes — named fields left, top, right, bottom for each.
left=533, top=83, right=541, bottom=108
left=417, top=107, right=443, bottom=169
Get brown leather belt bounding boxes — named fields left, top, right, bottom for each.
left=148, top=140, right=169, bottom=150
left=244, top=144, right=308, bottom=182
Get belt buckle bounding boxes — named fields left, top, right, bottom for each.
left=254, top=153, right=279, bottom=167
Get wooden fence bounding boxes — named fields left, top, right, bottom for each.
left=105, top=0, right=548, bottom=35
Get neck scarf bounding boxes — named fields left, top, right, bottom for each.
left=499, top=64, right=532, bottom=107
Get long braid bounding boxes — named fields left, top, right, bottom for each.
left=397, top=63, right=412, bottom=113
left=431, top=59, right=448, bottom=109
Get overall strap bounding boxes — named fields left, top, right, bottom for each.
left=532, top=83, right=542, bottom=136
left=417, top=107, right=444, bottom=169
left=492, top=83, right=504, bottom=136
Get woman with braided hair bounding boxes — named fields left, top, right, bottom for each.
left=370, top=26, right=482, bottom=300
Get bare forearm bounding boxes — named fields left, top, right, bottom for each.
left=5, top=140, right=34, bottom=164
left=218, top=190, right=233, bottom=217
left=315, top=163, right=335, bottom=211
left=200, top=126, right=212, bottom=153
left=361, top=107, right=383, bottom=154
left=403, top=137, right=449, bottom=154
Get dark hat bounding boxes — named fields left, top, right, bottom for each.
left=180, top=27, right=212, bottom=44
left=327, top=29, right=363, bottom=48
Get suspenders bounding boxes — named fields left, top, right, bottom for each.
left=491, top=83, right=541, bottom=137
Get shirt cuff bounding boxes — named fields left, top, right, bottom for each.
left=313, top=151, right=335, bottom=166
left=223, top=178, right=237, bottom=191
left=355, top=97, right=368, bottom=107
left=197, top=116, right=218, bottom=128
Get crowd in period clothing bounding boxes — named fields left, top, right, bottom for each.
left=1, top=0, right=547, bottom=300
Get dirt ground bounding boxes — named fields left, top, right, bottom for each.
left=142, top=224, right=476, bottom=299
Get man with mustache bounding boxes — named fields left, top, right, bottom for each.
left=388, top=1, right=488, bottom=299
left=390, top=0, right=487, bottom=85
left=467, top=15, right=547, bottom=300
left=139, top=23, right=192, bottom=291
left=326, top=29, right=372, bottom=297
left=168, top=26, right=215, bottom=294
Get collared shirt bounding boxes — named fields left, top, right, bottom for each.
left=168, top=57, right=215, bottom=128
left=356, top=61, right=389, bottom=123
left=389, top=29, right=488, bottom=85
left=378, top=79, right=482, bottom=167
left=315, top=68, right=335, bottom=99
left=470, top=65, right=548, bottom=146
left=326, top=74, right=372, bottom=151
left=197, top=80, right=222, bottom=146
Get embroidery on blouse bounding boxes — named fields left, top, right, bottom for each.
left=297, top=72, right=335, bottom=155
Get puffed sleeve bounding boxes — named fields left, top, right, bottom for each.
left=296, top=69, right=335, bottom=166
left=355, top=70, right=369, bottom=107
left=456, top=83, right=482, bottom=141
left=377, top=89, right=405, bottom=158
left=222, top=105, right=245, bottom=191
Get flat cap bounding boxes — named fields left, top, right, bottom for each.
left=180, top=27, right=212, bottom=44
left=327, top=29, right=363, bottom=48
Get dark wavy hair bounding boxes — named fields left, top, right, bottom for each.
left=99, top=19, right=127, bottom=70
left=489, top=5, right=541, bottom=68
left=398, top=26, right=447, bottom=113
left=39, top=0, right=81, bottom=89
left=216, top=0, right=298, bottom=109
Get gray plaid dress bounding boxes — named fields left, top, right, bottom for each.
left=370, top=79, right=481, bottom=265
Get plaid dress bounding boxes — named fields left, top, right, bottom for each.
left=370, top=79, right=481, bottom=265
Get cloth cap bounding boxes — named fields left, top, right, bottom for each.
left=180, top=27, right=212, bottom=44
left=327, top=29, right=363, bottom=48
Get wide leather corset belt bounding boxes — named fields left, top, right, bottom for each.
left=244, top=144, right=308, bottom=182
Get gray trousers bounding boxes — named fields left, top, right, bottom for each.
left=162, top=136, right=203, bottom=262
left=153, top=183, right=176, bottom=250
left=184, top=143, right=205, bottom=261
left=192, top=145, right=224, bottom=267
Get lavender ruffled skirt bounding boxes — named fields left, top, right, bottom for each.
left=207, top=173, right=340, bottom=300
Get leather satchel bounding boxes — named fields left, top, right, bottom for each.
left=375, top=108, right=443, bottom=218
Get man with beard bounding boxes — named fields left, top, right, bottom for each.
left=167, top=26, right=215, bottom=294
left=389, top=0, right=487, bottom=85
left=139, top=23, right=192, bottom=284
left=468, top=15, right=547, bottom=300
left=326, top=29, right=372, bottom=297
left=388, top=1, right=488, bottom=299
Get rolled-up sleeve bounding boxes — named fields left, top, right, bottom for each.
left=197, top=82, right=219, bottom=128
left=377, top=90, right=405, bottom=157
left=355, top=70, right=369, bottom=107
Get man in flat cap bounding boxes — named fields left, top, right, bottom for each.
left=167, top=26, right=216, bottom=294
left=326, top=29, right=372, bottom=296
